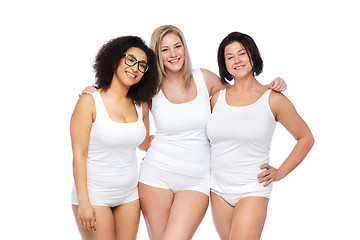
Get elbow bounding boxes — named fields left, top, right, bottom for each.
left=304, top=132, right=315, bottom=151
left=309, top=132, right=315, bottom=149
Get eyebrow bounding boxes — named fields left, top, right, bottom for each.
left=225, top=49, right=245, bottom=55
left=161, top=42, right=183, bottom=48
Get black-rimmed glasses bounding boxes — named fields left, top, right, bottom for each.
left=123, top=54, right=149, bottom=73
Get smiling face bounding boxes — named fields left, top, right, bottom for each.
left=114, top=47, right=147, bottom=87
left=224, top=41, right=253, bottom=79
left=160, top=33, right=185, bottom=74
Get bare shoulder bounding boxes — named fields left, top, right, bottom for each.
left=77, top=93, right=95, bottom=107
left=269, top=90, right=296, bottom=119
left=200, top=68, right=215, bottom=76
left=269, top=90, right=292, bottom=106
left=73, top=93, right=96, bottom=118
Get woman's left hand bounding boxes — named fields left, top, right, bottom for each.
left=269, top=77, right=287, bottom=92
left=257, top=164, right=286, bottom=187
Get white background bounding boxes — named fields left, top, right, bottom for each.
left=1, top=0, right=359, bottom=239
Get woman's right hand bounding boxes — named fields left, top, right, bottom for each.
left=78, top=202, right=96, bottom=232
left=78, top=85, right=97, bottom=97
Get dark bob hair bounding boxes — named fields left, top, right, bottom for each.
left=93, top=36, right=158, bottom=105
left=217, top=32, right=263, bottom=84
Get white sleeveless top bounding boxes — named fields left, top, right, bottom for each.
left=143, top=69, right=211, bottom=177
left=71, top=91, right=145, bottom=205
left=206, top=89, right=277, bottom=193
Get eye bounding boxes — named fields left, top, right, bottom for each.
left=175, top=45, right=182, bottom=49
left=227, top=56, right=234, bottom=60
left=126, top=55, right=136, bottom=63
left=139, top=62, right=147, bottom=68
left=161, top=48, right=168, bottom=52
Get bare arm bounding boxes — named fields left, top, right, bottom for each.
left=70, top=94, right=97, bottom=231
left=200, top=68, right=227, bottom=97
left=258, top=92, right=314, bottom=186
left=201, top=68, right=287, bottom=98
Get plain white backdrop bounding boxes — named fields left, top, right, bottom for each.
left=1, top=0, right=359, bottom=239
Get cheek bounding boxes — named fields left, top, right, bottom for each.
left=178, top=48, right=185, bottom=56
left=225, top=61, right=233, bottom=72
left=161, top=53, right=168, bottom=63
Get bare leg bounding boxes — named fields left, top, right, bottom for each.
left=72, top=205, right=115, bottom=240
left=138, top=182, right=174, bottom=240
left=210, top=191, right=234, bottom=240
left=230, top=197, right=269, bottom=240
left=163, top=190, right=209, bottom=240
left=113, top=199, right=140, bottom=240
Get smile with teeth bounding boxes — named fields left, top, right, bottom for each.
left=169, top=58, right=180, bottom=63
left=235, top=65, right=245, bottom=70
left=125, top=71, right=136, bottom=79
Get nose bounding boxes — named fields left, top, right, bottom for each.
left=234, top=55, right=241, bottom=63
left=129, top=63, right=139, bottom=73
left=169, top=48, right=176, bottom=57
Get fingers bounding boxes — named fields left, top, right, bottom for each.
left=270, top=77, right=287, bottom=92
left=90, top=219, right=96, bottom=232
left=257, top=164, right=274, bottom=187
left=82, top=220, right=96, bottom=232
left=79, top=214, right=96, bottom=232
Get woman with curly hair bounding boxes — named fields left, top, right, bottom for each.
left=70, top=36, right=158, bottom=240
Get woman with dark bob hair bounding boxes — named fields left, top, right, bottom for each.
left=207, top=32, right=314, bottom=240
left=70, top=36, right=158, bottom=240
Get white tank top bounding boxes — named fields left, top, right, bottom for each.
left=206, top=89, right=277, bottom=193
left=144, top=69, right=211, bottom=177
left=85, top=91, right=145, bottom=194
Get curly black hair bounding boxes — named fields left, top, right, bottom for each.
left=93, top=36, right=158, bottom=105
left=217, top=32, right=263, bottom=84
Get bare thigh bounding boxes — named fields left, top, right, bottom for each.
left=138, top=182, right=174, bottom=240
left=72, top=205, right=115, bottom=240
left=210, top=191, right=234, bottom=240
left=230, top=197, right=269, bottom=240
left=163, top=190, right=209, bottom=240
left=113, top=199, right=140, bottom=240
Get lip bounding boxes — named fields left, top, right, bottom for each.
left=125, top=71, right=136, bottom=79
left=234, top=65, right=245, bottom=70
left=168, top=58, right=180, bottom=64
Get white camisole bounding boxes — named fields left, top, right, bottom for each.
left=71, top=91, right=145, bottom=206
left=142, top=69, right=211, bottom=177
left=206, top=89, right=277, bottom=193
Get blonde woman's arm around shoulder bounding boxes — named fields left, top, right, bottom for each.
left=200, top=68, right=227, bottom=97
left=258, top=91, right=314, bottom=187
left=70, top=94, right=97, bottom=231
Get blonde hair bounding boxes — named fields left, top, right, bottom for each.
left=150, top=25, right=192, bottom=89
